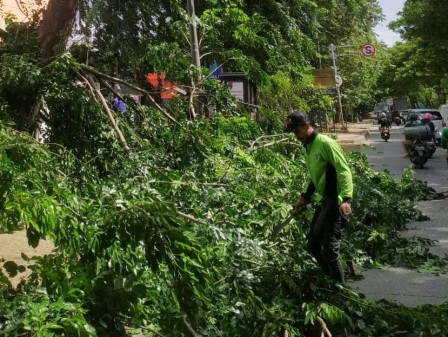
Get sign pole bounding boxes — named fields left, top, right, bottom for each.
left=186, top=0, right=201, bottom=119
left=329, top=44, right=346, bottom=130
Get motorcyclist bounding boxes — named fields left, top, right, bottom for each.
left=392, top=110, right=401, bottom=125
left=386, top=110, right=393, bottom=126
left=421, top=112, right=435, bottom=143
left=379, top=111, right=389, bottom=129
left=402, top=112, right=421, bottom=157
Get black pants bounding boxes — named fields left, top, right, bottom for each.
left=307, top=198, right=345, bottom=283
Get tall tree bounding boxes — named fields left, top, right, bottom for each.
left=390, top=0, right=448, bottom=78
left=377, top=42, right=446, bottom=107
left=385, top=0, right=448, bottom=106
left=39, top=0, right=81, bottom=56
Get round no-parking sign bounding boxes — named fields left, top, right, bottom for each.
left=361, top=43, right=376, bottom=57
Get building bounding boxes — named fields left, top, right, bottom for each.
left=218, top=72, right=257, bottom=105
left=0, top=0, right=47, bottom=32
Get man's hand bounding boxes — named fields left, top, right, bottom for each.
left=294, top=196, right=307, bottom=213
left=339, top=202, right=352, bottom=218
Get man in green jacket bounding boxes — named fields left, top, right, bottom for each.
left=284, top=110, right=353, bottom=283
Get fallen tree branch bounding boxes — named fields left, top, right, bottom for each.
left=81, top=73, right=131, bottom=152
left=98, top=77, right=126, bottom=102
left=77, top=73, right=96, bottom=97
left=56, top=169, right=67, bottom=178
left=215, top=219, right=237, bottom=226
left=150, top=180, right=227, bottom=187
left=201, top=182, right=228, bottom=187
left=249, top=134, right=288, bottom=150
left=250, top=138, right=290, bottom=151
left=79, top=64, right=182, bottom=127
left=316, top=316, right=332, bottom=337
left=139, top=326, right=167, bottom=337
left=98, top=78, right=147, bottom=122
left=177, top=211, right=207, bottom=225
left=183, top=315, right=199, bottom=337
left=129, top=175, right=149, bottom=181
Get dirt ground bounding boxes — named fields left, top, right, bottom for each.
left=0, top=229, right=54, bottom=287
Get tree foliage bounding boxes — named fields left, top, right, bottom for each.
left=390, top=0, right=448, bottom=78
left=377, top=41, right=447, bottom=107
left=384, top=0, right=448, bottom=106
left=0, top=111, right=446, bottom=335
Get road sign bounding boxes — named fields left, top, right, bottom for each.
left=328, top=43, right=336, bottom=52
left=325, top=88, right=337, bottom=95
left=328, top=43, right=337, bottom=61
left=335, top=75, right=343, bottom=87
left=329, top=51, right=337, bottom=61
left=361, top=43, right=376, bottom=57
left=311, top=68, right=336, bottom=87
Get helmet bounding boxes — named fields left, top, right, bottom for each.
left=423, top=112, right=433, bottom=120
left=380, top=112, right=386, bottom=118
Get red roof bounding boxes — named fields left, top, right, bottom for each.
left=146, top=73, right=178, bottom=99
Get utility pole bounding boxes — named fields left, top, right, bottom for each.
left=187, top=0, right=201, bottom=69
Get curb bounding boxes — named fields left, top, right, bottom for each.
left=319, top=120, right=373, bottom=151
left=337, top=120, right=373, bottom=151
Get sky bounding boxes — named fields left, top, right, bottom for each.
left=374, top=0, right=406, bottom=47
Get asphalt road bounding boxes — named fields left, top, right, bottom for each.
left=350, top=122, right=448, bottom=307
left=364, top=123, right=448, bottom=193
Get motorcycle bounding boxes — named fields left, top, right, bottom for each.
left=380, top=126, right=390, bottom=142
left=394, top=116, right=402, bottom=126
left=426, top=139, right=436, bottom=158
left=409, top=138, right=429, bottom=169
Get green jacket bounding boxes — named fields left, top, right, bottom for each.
left=303, top=133, right=353, bottom=205
left=442, top=127, right=448, bottom=149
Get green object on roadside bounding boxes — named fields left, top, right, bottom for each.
left=441, top=127, right=448, bottom=149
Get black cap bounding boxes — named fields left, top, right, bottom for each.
left=283, top=110, right=309, bottom=133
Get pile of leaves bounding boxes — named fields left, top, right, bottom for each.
left=0, top=110, right=447, bottom=336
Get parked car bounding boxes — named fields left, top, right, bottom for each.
left=406, top=109, right=446, bottom=145
left=439, top=105, right=448, bottom=123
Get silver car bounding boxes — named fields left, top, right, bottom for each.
left=406, top=109, right=446, bottom=145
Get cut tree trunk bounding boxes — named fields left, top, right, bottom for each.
left=39, top=0, right=81, bottom=56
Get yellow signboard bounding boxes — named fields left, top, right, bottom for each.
left=311, top=68, right=336, bottom=88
